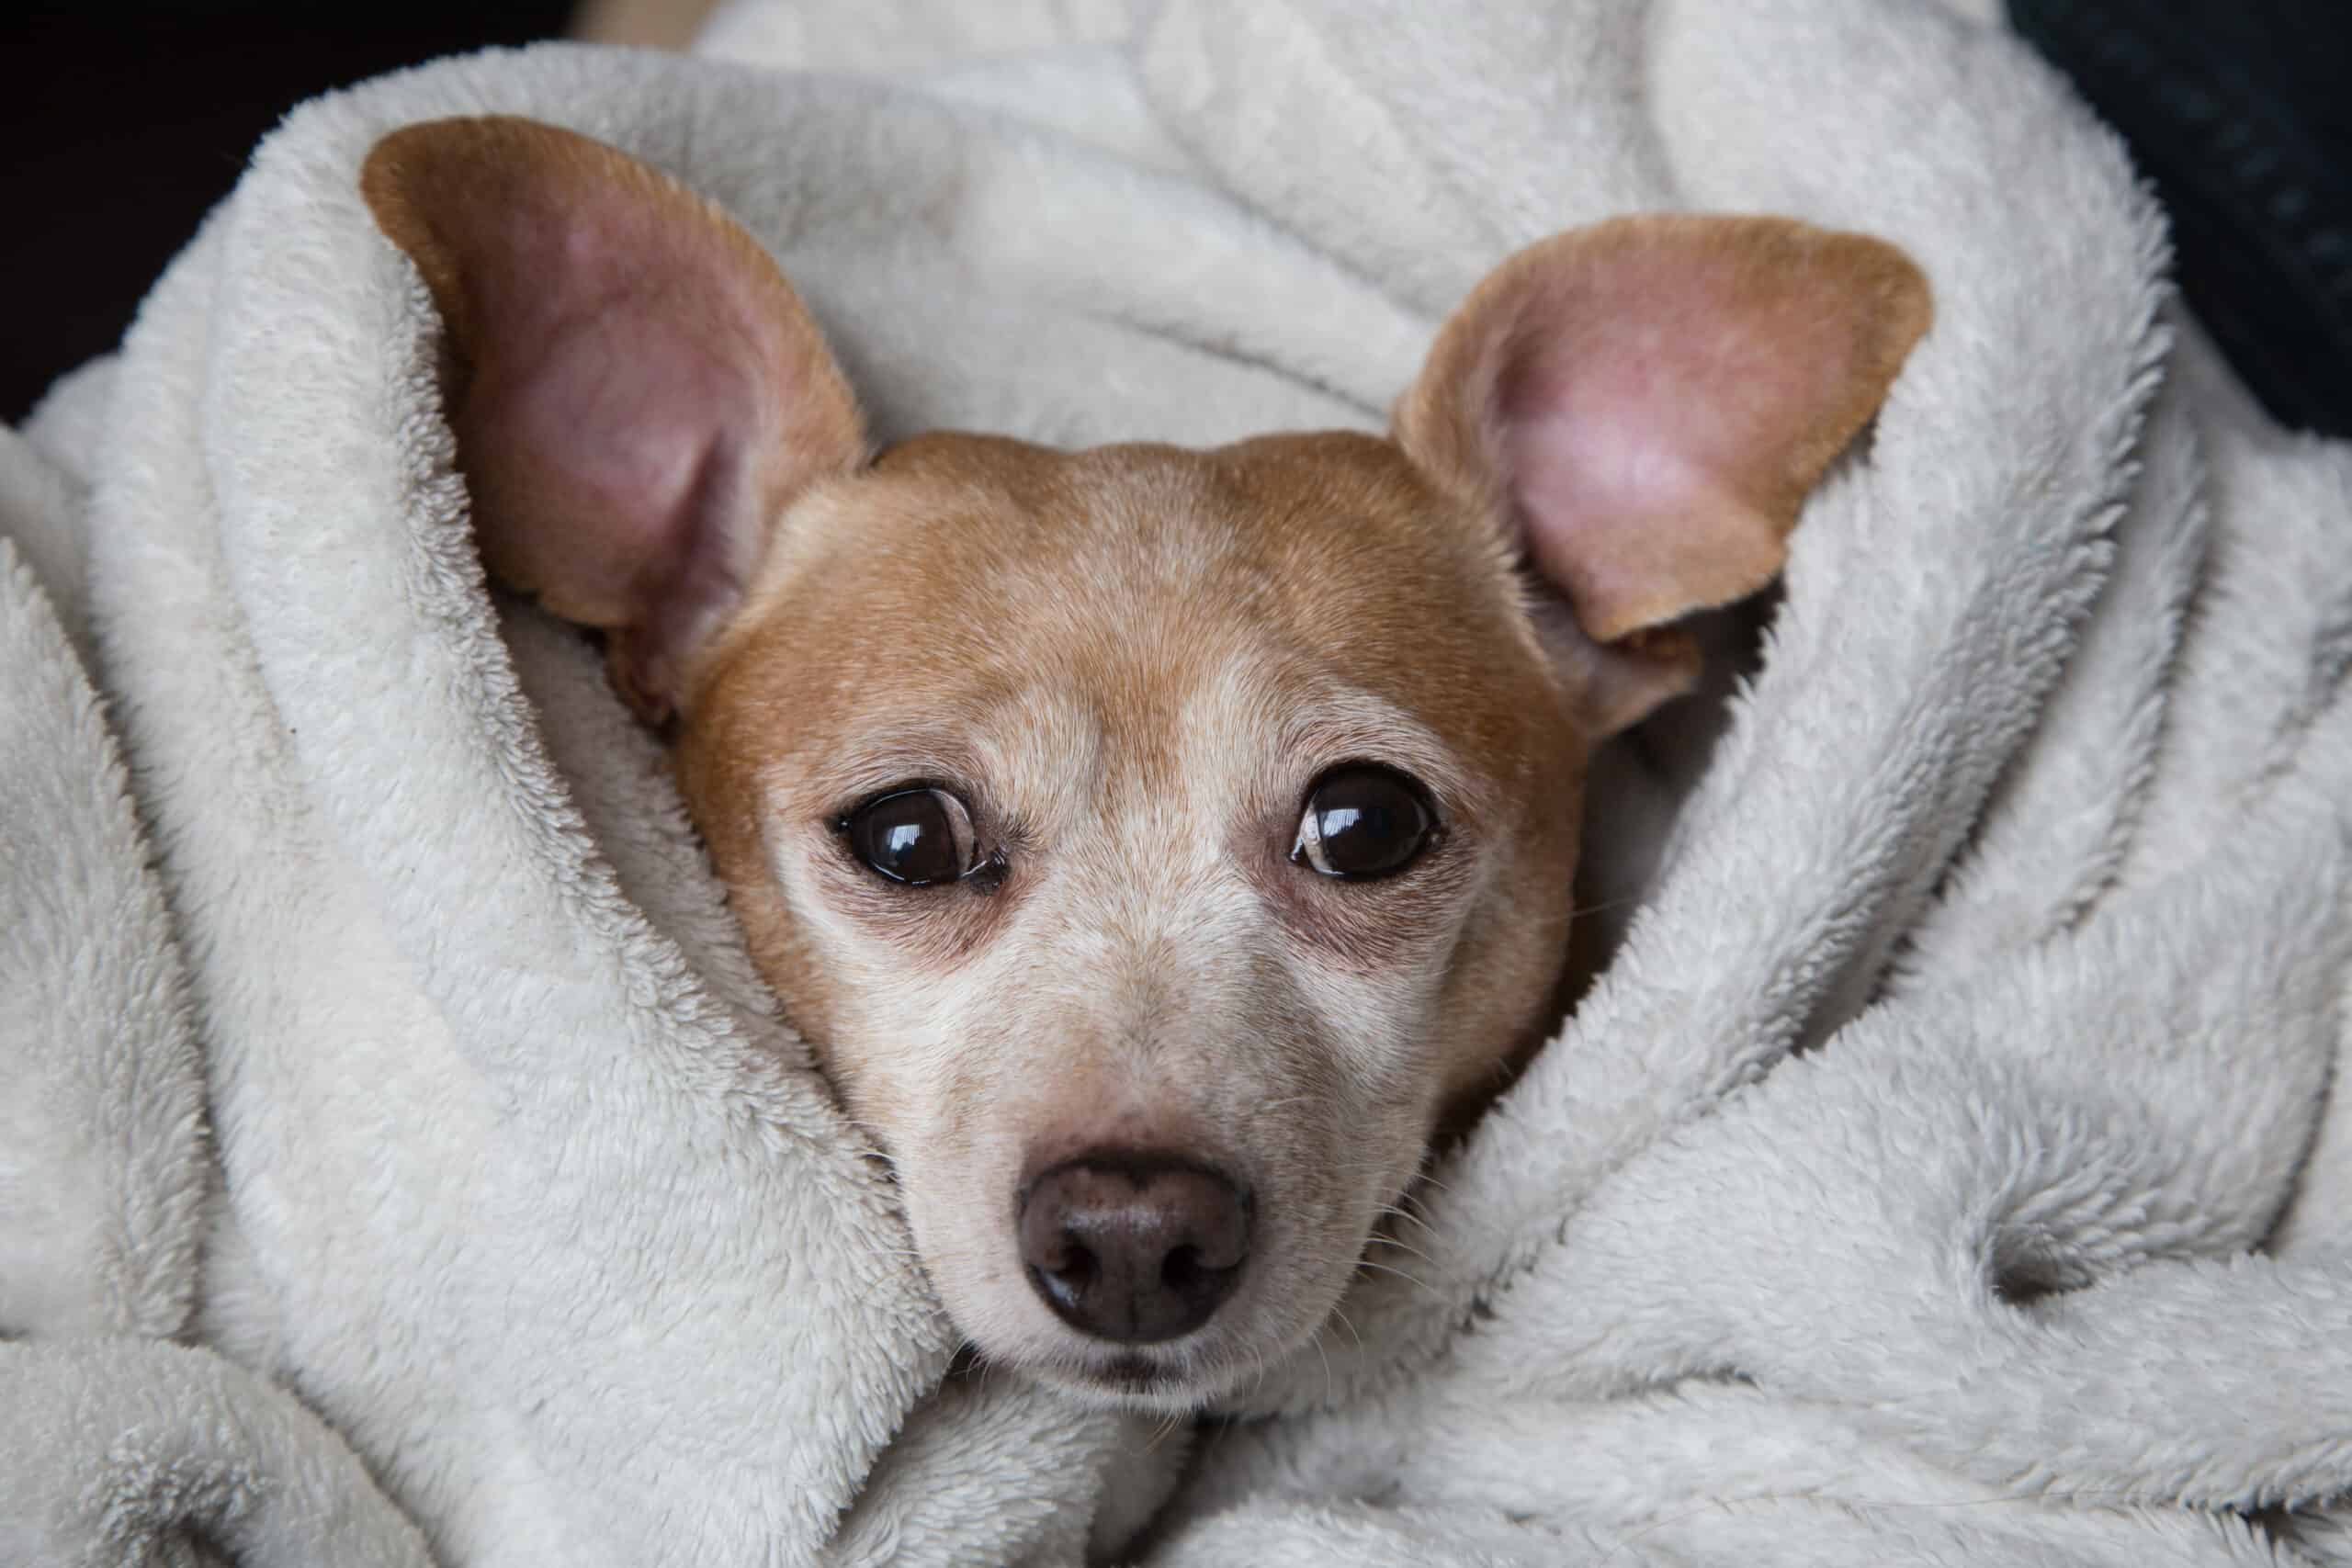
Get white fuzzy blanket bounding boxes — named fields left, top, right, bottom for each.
left=6, top=1, right=2351, bottom=1563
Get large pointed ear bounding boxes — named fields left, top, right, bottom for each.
left=361, top=116, right=867, bottom=724
left=1396, top=214, right=1931, bottom=734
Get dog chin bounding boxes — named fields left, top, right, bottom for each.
left=990, top=1344, right=1246, bottom=1415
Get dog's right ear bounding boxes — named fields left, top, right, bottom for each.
left=362, top=116, right=867, bottom=723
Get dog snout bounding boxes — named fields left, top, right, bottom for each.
left=1017, top=1152, right=1251, bottom=1343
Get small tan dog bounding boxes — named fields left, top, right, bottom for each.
left=363, top=116, right=1928, bottom=1411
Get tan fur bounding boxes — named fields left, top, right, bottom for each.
left=667, top=434, right=1590, bottom=1403
left=361, top=117, right=1931, bottom=1410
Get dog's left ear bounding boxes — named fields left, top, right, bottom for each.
left=1396, top=215, right=1931, bottom=735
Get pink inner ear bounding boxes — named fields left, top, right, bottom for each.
left=363, top=117, right=868, bottom=720
left=474, top=310, right=760, bottom=710
left=1498, top=291, right=1814, bottom=643
left=1442, top=218, right=1932, bottom=646
left=466, top=253, right=761, bottom=624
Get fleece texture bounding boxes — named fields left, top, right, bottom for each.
left=4, top=1, right=2349, bottom=1562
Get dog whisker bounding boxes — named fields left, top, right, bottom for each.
left=1352, top=1259, right=1444, bottom=1302
left=1374, top=1241, right=1439, bottom=1279
left=1566, top=892, right=1646, bottom=920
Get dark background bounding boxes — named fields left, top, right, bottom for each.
left=5, top=1, right=573, bottom=422
left=5, top=1, right=2347, bottom=434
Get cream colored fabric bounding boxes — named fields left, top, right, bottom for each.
left=5, top=3, right=2349, bottom=1562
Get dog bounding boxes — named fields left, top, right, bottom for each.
left=361, top=115, right=1929, bottom=1412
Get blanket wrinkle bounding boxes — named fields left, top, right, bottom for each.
left=1887, top=347, right=2210, bottom=994
left=4, top=1, right=2350, bottom=1563
left=0, top=475, right=207, bottom=1349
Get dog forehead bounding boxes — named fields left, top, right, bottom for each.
left=839, top=432, right=1534, bottom=668
left=707, top=429, right=1566, bottom=793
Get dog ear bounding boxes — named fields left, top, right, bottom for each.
left=362, top=116, right=867, bottom=724
left=1396, top=214, right=1930, bottom=735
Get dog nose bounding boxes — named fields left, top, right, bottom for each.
left=1018, top=1153, right=1251, bottom=1343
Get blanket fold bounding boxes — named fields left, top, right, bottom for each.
left=5, top=2, right=2349, bottom=1563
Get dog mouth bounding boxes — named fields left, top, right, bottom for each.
left=1090, top=1352, right=1177, bottom=1393
left=1046, top=1348, right=1231, bottom=1411
left=951, top=1339, right=1232, bottom=1410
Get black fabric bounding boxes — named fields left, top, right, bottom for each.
left=2010, top=0, right=2352, bottom=436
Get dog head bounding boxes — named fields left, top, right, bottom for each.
left=364, top=116, right=1928, bottom=1409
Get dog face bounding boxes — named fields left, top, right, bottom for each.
left=679, top=430, right=1595, bottom=1401
left=364, top=117, right=1928, bottom=1408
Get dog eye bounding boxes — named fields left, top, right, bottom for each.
left=1292, top=766, right=1433, bottom=880
left=844, top=787, right=979, bottom=886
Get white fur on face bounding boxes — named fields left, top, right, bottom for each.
left=761, top=650, right=1489, bottom=1409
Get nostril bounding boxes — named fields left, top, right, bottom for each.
left=1030, top=1233, right=1099, bottom=1316
left=1159, top=1242, right=1241, bottom=1320
left=1162, top=1246, right=1204, bottom=1292
left=1017, top=1151, right=1252, bottom=1344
